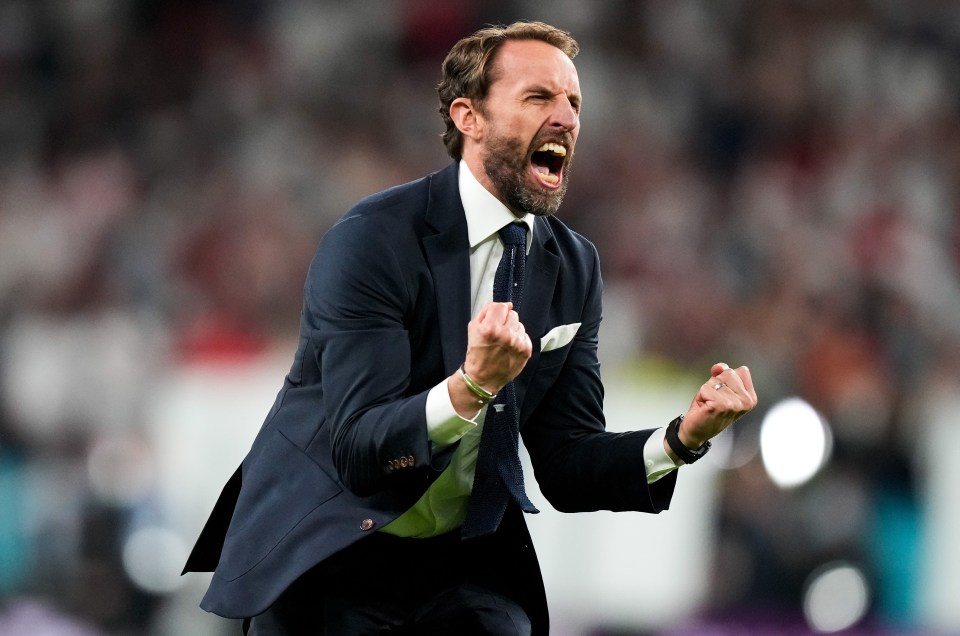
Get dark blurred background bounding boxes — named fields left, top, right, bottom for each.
left=2, top=1, right=959, bottom=634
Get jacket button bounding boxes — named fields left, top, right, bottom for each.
left=360, top=518, right=376, bottom=531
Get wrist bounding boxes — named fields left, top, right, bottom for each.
left=677, top=418, right=707, bottom=450
left=458, top=365, right=497, bottom=405
left=664, top=415, right=711, bottom=464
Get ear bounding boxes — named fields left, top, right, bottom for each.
left=449, top=97, right=483, bottom=142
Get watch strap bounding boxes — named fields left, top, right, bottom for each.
left=665, top=414, right=711, bottom=464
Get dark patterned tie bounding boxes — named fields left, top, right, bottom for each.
left=462, top=222, right=540, bottom=539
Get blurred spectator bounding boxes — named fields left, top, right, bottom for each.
left=2, top=1, right=959, bottom=634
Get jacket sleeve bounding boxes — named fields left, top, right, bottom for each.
left=304, top=213, right=437, bottom=497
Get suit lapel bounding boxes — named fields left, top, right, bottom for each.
left=422, top=164, right=472, bottom=375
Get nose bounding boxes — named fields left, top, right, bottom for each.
left=550, top=98, right=579, bottom=132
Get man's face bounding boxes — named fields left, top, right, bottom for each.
left=477, top=39, right=581, bottom=216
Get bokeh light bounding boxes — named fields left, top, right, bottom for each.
left=121, top=527, right=188, bottom=595
left=803, top=561, right=870, bottom=633
left=760, top=397, right=831, bottom=488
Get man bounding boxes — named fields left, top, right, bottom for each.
left=184, top=20, right=757, bottom=635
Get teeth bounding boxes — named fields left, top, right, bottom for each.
left=537, top=142, right=566, bottom=157
left=540, top=173, right=559, bottom=185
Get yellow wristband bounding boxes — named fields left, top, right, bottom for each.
left=458, top=365, right=497, bottom=404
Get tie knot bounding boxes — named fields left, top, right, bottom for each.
left=499, top=222, right=527, bottom=247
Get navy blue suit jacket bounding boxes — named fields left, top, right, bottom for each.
left=184, top=162, right=677, bottom=629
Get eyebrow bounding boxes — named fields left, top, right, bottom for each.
left=525, top=84, right=558, bottom=95
left=524, top=85, right=580, bottom=100
left=524, top=85, right=582, bottom=110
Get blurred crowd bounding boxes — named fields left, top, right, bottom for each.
left=1, top=1, right=959, bottom=634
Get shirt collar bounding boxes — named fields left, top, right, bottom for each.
left=458, top=160, right=534, bottom=252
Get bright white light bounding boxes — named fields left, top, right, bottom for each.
left=803, top=562, right=870, bottom=632
left=760, top=397, right=830, bottom=488
left=122, top=527, right=188, bottom=594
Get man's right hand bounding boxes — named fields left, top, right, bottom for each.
left=449, top=302, right=532, bottom=418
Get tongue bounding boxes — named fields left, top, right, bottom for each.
left=534, top=169, right=559, bottom=186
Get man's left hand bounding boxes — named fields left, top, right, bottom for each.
left=677, top=362, right=757, bottom=451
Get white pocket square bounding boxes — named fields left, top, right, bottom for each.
left=540, top=322, right=581, bottom=352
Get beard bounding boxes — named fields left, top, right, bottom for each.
left=482, top=129, right=573, bottom=217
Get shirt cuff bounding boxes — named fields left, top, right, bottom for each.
left=644, top=426, right=680, bottom=484
left=425, top=377, right=479, bottom=447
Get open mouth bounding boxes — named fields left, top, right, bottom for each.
left=530, top=142, right=567, bottom=189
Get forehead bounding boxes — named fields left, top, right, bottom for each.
left=489, top=39, right=580, bottom=95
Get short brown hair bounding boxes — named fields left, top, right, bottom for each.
left=437, top=21, right=579, bottom=160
